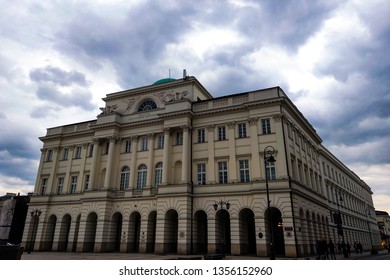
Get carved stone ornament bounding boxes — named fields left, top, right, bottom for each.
left=122, top=96, right=141, bottom=112
left=99, top=104, right=118, bottom=115
left=155, top=90, right=190, bottom=103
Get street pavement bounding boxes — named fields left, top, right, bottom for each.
left=20, top=250, right=389, bottom=260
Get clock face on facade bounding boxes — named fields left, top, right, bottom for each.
left=138, top=100, right=157, bottom=112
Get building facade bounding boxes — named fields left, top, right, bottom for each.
left=22, top=76, right=381, bottom=257
left=0, top=193, right=30, bottom=244
left=376, top=210, right=390, bottom=248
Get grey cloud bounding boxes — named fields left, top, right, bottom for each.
left=36, top=84, right=95, bottom=111
left=30, top=105, right=59, bottom=119
left=29, top=65, right=89, bottom=87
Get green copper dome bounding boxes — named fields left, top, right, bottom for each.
left=153, top=78, right=176, bottom=85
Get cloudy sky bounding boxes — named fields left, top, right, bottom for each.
left=0, top=0, right=389, bottom=213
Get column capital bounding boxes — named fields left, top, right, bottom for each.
left=181, top=125, right=191, bottom=132
left=248, top=117, right=258, bottom=126
left=207, top=125, right=215, bottom=132
left=227, top=122, right=235, bottom=129
left=163, top=127, right=170, bottom=134
left=272, top=114, right=283, bottom=123
left=107, top=136, right=119, bottom=142
left=131, top=135, right=139, bottom=141
left=147, top=133, right=155, bottom=139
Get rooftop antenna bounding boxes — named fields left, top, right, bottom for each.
left=183, top=69, right=187, bottom=79
left=169, top=69, right=171, bottom=78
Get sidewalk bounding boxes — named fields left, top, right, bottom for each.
left=20, top=250, right=388, bottom=260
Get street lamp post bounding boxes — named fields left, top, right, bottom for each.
left=213, top=199, right=230, bottom=257
left=264, top=145, right=276, bottom=260
left=27, top=209, right=42, bottom=254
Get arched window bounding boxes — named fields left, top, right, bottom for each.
left=120, top=166, right=130, bottom=190
left=138, top=100, right=157, bottom=112
left=137, top=164, right=147, bottom=189
left=154, top=162, right=163, bottom=187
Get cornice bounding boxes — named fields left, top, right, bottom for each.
left=39, top=130, right=94, bottom=142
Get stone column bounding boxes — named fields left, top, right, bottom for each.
left=63, top=146, right=75, bottom=193
left=207, top=125, right=216, bottom=184
left=104, top=136, right=117, bottom=189
left=47, top=147, right=60, bottom=194
left=208, top=215, right=217, bottom=253
left=162, top=128, right=170, bottom=185
left=255, top=216, right=267, bottom=256
left=181, top=125, right=190, bottom=183
left=248, top=117, right=261, bottom=181
left=230, top=216, right=240, bottom=255
left=130, top=136, right=138, bottom=189
left=34, top=148, right=46, bottom=194
left=89, top=138, right=100, bottom=190
left=51, top=218, right=63, bottom=251
left=227, top=122, right=237, bottom=183
left=146, top=133, right=155, bottom=188
left=78, top=144, right=89, bottom=193
left=138, top=217, right=149, bottom=253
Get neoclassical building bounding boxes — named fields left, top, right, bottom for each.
left=22, top=75, right=381, bottom=257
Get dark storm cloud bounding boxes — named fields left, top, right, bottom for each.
left=30, top=65, right=89, bottom=87
left=54, top=2, right=198, bottom=87
left=234, top=0, right=339, bottom=51
left=0, top=149, right=38, bottom=185
left=0, top=116, right=41, bottom=184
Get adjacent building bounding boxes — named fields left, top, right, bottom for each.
left=0, top=193, right=30, bottom=244
left=376, top=210, right=390, bottom=248
left=22, top=75, right=381, bottom=257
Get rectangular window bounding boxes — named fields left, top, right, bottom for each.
left=46, top=149, right=53, bottom=162
left=218, top=161, right=228, bottom=184
left=40, top=178, right=48, bottom=195
left=140, top=137, right=148, bottom=151
left=239, top=160, right=250, bottom=182
left=124, top=140, right=131, bottom=153
left=176, top=132, right=183, bottom=145
left=218, top=126, right=226, bottom=140
left=84, top=174, right=90, bottom=190
left=197, top=163, right=206, bottom=185
left=75, top=146, right=82, bottom=159
left=154, top=163, right=163, bottom=187
left=120, top=168, right=130, bottom=190
left=137, top=167, right=147, bottom=189
left=57, top=177, right=64, bottom=195
left=62, top=148, right=69, bottom=160
left=157, top=135, right=164, bottom=149
left=238, top=123, right=247, bottom=138
left=266, top=161, right=276, bottom=180
left=261, top=118, right=271, bottom=134
left=198, top=129, right=205, bottom=143
left=70, top=176, right=77, bottom=194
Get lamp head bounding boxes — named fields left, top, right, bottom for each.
left=267, top=155, right=276, bottom=163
